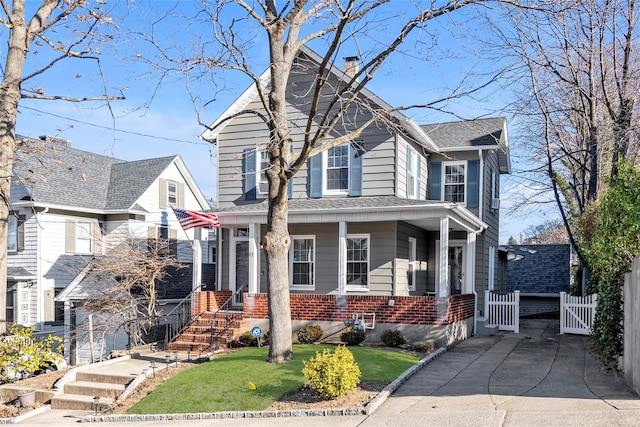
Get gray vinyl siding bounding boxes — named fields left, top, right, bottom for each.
left=7, top=211, right=38, bottom=276
left=216, top=56, right=398, bottom=206
left=396, top=222, right=429, bottom=295
left=478, top=149, right=501, bottom=297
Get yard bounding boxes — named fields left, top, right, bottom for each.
left=124, top=344, right=422, bottom=414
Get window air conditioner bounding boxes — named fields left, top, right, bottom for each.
left=491, top=198, right=500, bottom=210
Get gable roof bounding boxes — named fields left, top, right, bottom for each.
left=420, top=117, right=511, bottom=174
left=12, top=136, right=210, bottom=212
left=200, top=45, right=440, bottom=153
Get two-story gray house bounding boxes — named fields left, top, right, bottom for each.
left=200, top=46, right=509, bottom=336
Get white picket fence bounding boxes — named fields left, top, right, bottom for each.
left=560, top=292, right=598, bottom=335
left=485, top=290, right=520, bottom=333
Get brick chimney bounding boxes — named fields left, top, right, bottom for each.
left=343, top=56, right=360, bottom=79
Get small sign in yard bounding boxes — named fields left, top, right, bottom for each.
left=251, top=326, right=263, bottom=347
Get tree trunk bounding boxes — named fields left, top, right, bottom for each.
left=262, top=24, right=295, bottom=363
left=0, top=2, right=30, bottom=333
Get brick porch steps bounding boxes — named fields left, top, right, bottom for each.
left=167, top=311, right=246, bottom=353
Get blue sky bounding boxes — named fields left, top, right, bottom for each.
left=10, top=1, right=557, bottom=244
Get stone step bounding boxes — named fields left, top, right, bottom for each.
left=64, top=381, right=125, bottom=398
left=76, top=371, right=135, bottom=385
left=51, top=393, right=115, bottom=411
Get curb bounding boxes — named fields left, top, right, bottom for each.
left=81, top=347, right=447, bottom=423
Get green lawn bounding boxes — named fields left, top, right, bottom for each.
left=128, top=345, right=421, bottom=414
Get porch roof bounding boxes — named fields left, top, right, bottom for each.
left=215, top=196, right=487, bottom=233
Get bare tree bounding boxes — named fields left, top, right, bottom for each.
left=138, top=0, right=552, bottom=363
left=0, top=0, right=123, bottom=333
left=81, top=237, right=184, bottom=347
left=490, top=0, right=640, bottom=262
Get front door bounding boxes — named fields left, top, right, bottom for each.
left=449, top=246, right=464, bottom=295
left=234, top=240, right=249, bottom=305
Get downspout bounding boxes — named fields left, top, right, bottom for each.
left=37, top=207, right=49, bottom=328
left=478, top=149, right=484, bottom=222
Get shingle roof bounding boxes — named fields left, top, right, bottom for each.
left=7, top=266, right=36, bottom=279
left=12, top=137, right=178, bottom=210
left=419, top=117, right=506, bottom=150
left=217, top=196, right=447, bottom=214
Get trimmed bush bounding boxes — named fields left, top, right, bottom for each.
left=238, top=331, right=259, bottom=347
left=380, top=329, right=407, bottom=347
left=302, top=345, right=361, bottom=400
left=297, top=325, right=323, bottom=344
left=261, top=330, right=270, bottom=346
left=340, top=327, right=366, bottom=346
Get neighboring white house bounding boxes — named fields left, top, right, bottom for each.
left=7, top=135, right=214, bottom=363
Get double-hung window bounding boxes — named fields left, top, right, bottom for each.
left=257, top=150, right=269, bottom=196
left=167, top=181, right=178, bottom=206
left=325, top=145, right=349, bottom=193
left=443, top=162, right=466, bottom=203
left=408, top=237, right=416, bottom=291
left=7, top=214, right=24, bottom=253
left=75, top=221, right=93, bottom=254
left=346, top=234, right=369, bottom=290
left=290, top=236, right=315, bottom=290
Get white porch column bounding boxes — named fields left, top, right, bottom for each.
left=338, top=221, right=347, bottom=295
left=438, top=217, right=449, bottom=298
left=248, top=223, right=260, bottom=294
left=192, top=228, right=202, bottom=292
left=465, top=232, right=477, bottom=294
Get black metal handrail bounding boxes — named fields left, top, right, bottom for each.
left=205, top=285, right=246, bottom=349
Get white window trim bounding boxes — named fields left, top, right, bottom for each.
left=256, top=149, right=269, bottom=198
left=76, top=221, right=93, bottom=255
left=167, top=181, right=178, bottom=206
left=345, top=233, right=370, bottom=292
left=434, top=239, right=466, bottom=296
left=7, top=215, right=18, bottom=253
left=289, top=235, right=316, bottom=291
left=442, top=161, right=467, bottom=205
left=322, top=145, right=350, bottom=195
left=490, top=169, right=497, bottom=201
left=408, top=237, right=416, bottom=291
left=407, top=149, right=419, bottom=199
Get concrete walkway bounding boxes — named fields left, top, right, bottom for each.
left=14, top=319, right=640, bottom=426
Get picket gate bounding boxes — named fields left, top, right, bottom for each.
left=560, top=292, right=598, bottom=335
left=484, top=290, right=520, bottom=333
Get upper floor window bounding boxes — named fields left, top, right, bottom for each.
left=7, top=214, right=24, bottom=253
left=290, top=236, right=315, bottom=290
left=325, top=145, right=349, bottom=193
left=309, top=142, right=363, bottom=198
left=443, top=162, right=466, bottom=203
left=428, top=160, right=479, bottom=208
left=257, top=150, right=269, bottom=196
left=66, top=220, right=94, bottom=255
left=167, top=181, right=178, bottom=206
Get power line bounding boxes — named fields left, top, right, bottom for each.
left=20, top=105, right=210, bottom=146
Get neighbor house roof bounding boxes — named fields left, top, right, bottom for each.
left=12, top=136, right=209, bottom=212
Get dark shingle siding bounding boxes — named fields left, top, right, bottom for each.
left=505, top=244, right=570, bottom=293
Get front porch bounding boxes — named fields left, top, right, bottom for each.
left=169, top=291, right=475, bottom=351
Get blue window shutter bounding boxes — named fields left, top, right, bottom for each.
left=243, top=148, right=257, bottom=200
left=428, top=162, right=442, bottom=200
left=349, top=142, right=363, bottom=197
left=467, top=159, right=480, bottom=208
left=309, top=153, right=322, bottom=198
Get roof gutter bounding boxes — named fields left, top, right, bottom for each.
left=10, top=201, right=148, bottom=216
left=403, top=119, right=440, bottom=153
left=449, top=204, right=488, bottom=234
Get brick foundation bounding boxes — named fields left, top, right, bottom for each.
left=194, top=292, right=474, bottom=326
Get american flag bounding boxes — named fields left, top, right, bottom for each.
left=171, top=207, right=220, bottom=230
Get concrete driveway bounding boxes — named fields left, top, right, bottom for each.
left=364, top=319, right=640, bottom=427
left=16, top=319, right=640, bottom=426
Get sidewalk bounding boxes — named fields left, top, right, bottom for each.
left=14, top=319, right=640, bottom=426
